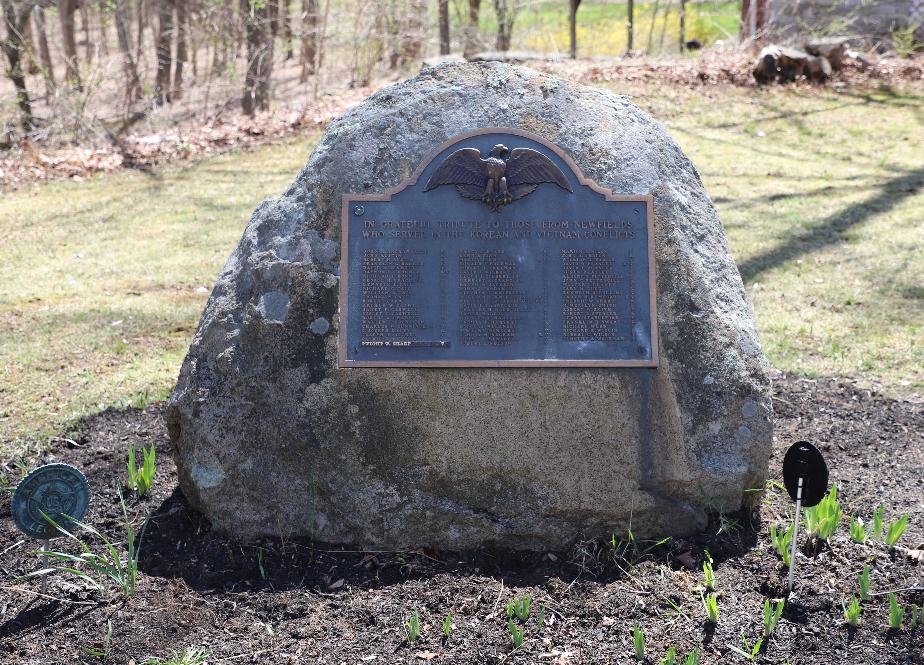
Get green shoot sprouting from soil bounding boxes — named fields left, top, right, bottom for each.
left=843, top=596, right=862, bottom=627
left=701, top=592, right=719, bottom=624
left=127, top=444, right=156, bottom=496
left=684, top=650, right=702, bottom=665
left=850, top=517, right=866, bottom=544
left=762, top=599, right=785, bottom=638
left=889, top=593, right=905, bottom=630
left=770, top=523, right=793, bottom=566
left=804, top=485, right=842, bottom=543
left=632, top=624, right=645, bottom=661
left=702, top=551, right=716, bottom=591
left=659, top=645, right=677, bottom=665
left=83, top=619, right=113, bottom=659
left=884, top=514, right=910, bottom=548
left=508, top=618, right=525, bottom=648
left=141, top=647, right=210, bottom=665
left=728, top=634, right=763, bottom=661
left=507, top=595, right=532, bottom=622
left=404, top=610, right=421, bottom=643
left=858, top=565, right=872, bottom=600
left=442, top=614, right=452, bottom=640
left=871, top=505, right=885, bottom=541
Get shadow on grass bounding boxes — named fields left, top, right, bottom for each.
left=738, top=165, right=924, bottom=283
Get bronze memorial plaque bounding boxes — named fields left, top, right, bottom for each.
left=338, top=128, right=657, bottom=367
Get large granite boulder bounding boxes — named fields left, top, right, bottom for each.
left=167, top=62, right=772, bottom=550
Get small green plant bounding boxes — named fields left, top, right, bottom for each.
left=892, top=25, right=923, bottom=57
left=909, top=605, right=921, bottom=629
left=632, top=624, right=645, bottom=661
left=442, top=614, right=452, bottom=640
left=142, top=647, right=210, bottom=665
left=507, top=595, right=532, bottom=622
left=727, top=634, right=763, bottom=661
left=508, top=618, right=525, bottom=648
left=83, top=619, right=113, bottom=658
left=536, top=604, right=546, bottom=630
left=888, top=592, right=905, bottom=630
left=659, top=645, right=677, bottom=665
left=858, top=565, right=871, bottom=600
left=127, top=444, right=156, bottom=496
left=610, top=527, right=670, bottom=563
left=256, top=548, right=266, bottom=580
left=762, top=599, right=784, bottom=637
left=804, top=485, right=842, bottom=543
left=850, top=517, right=866, bottom=544
left=842, top=595, right=861, bottom=627
left=871, top=504, right=885, bottom=541
left=404, top=609, right=421, bottom=643
left=884, top=514, right=909, bottom=548
left=770, top=522, right=793, bottom=566
left=22, top=485, right=146, bottom=597
left=701, top=592, right=719, bottom=624
left=683, top=650, right=701, bottom=665
left=702, top=551, right=716, bottom=591
left=0, top=471, right=13, bottom=494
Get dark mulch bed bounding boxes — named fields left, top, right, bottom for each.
left=1, top=374, right=922, bottom=664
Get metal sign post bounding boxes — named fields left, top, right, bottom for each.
left=782, top=441, right=828, bottom=595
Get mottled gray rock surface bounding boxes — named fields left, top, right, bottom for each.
left=167, top=62, right=772, bottom=550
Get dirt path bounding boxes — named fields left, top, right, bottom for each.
left=0, top=374, right=921, bottom=664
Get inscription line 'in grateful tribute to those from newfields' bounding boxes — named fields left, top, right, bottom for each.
left=339, top=128, right=657, bottom=368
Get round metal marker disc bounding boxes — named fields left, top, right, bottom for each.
left=11, top=463, right=91, bottom=539
left=782, top=441, right=828, bottom=508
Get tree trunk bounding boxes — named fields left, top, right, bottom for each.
left=154, top=0, right=173, bottom=104
left=173, top=0, right=187, bottom=99
left=438, top=0, right=449, bottom=55
left=679, top=0, right=685, bottom=52
left=1, top=0, right=33, bottom=130
left=299, top=0, right=318, bottom=81
left=568, top=0, right=581, bottom=59
left=626, top=0, right=633, bottom=54
left=281, top=0, right=292, bottom=59
left=60, top=0, right=81, bottom=88
left=493, top=0, right=515, bottom=52
left=242, top=0, right=274, bottom=116
left=463, top=0, right=479, bottom=59
left=80, top=0, right=92, bottom=64
left=135, top=0, right=145, bottom=62
left=31, top=5, right=54, bottom=93
left=114, top=0, right=141, bottom=101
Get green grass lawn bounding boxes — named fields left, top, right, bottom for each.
left=475, top=0, right=741, bottom=56
left=1, top=80, right=922, bottom=452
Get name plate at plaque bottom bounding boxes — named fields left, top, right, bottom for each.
left=339, top=129, right=658, bottom=368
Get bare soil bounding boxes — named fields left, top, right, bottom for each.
left=0, top=373, right=922, bottom=664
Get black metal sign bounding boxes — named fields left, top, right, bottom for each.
left=783, top=441, right=828, bottom=508
left=339, top=129, right=658, bottom=368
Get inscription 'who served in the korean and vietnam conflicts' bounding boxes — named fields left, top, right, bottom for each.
left=339, top=129, right=658, bottom=367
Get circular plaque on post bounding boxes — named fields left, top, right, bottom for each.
left=782, top=441, right=828, bottom=508
left=11, top=463, right=91, bottom=539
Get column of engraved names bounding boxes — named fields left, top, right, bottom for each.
left=560, top=250, right=624, bottom=341
left=361, top=249, right=427, bottom=340
left=458, top=250, right=526, bottom=346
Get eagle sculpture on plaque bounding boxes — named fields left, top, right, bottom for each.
left=424, top=143, right=573, bottom=211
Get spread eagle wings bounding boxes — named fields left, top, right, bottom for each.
left=424, top=148, right=487, bottom=191
left=505, top=148, right=573, bottom=193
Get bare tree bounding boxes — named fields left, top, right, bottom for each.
left=281, top=0, right=293, bottom=59
left=493, top=0, right=518, bottom=51
left=679, top=0, right=686, bottom=52
left=154, top=0, right=173, bottom=104
left=1, top=0, right=34, bottom=129
left=31, top=4, right=54, bottom=93
left=59, top=0, right=81, bottom=88
left=79, top=0, right=92, bottom=63
left=114, top=0, right=141, bottom=101
left=173, top=0, right=188, bottom=100
left=242, top=0, right=274, bottom=116
left=626, top=0, right=633, bottom=53
left=568, top=0, right=581, bottom=59
left=299, top=0, right=318, bottom=81
left=463, top=0, right=480, bottom=59
left=438, top=0, right=449, bottom=55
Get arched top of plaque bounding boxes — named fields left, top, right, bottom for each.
left=339, top=128, right=658, bottom=368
